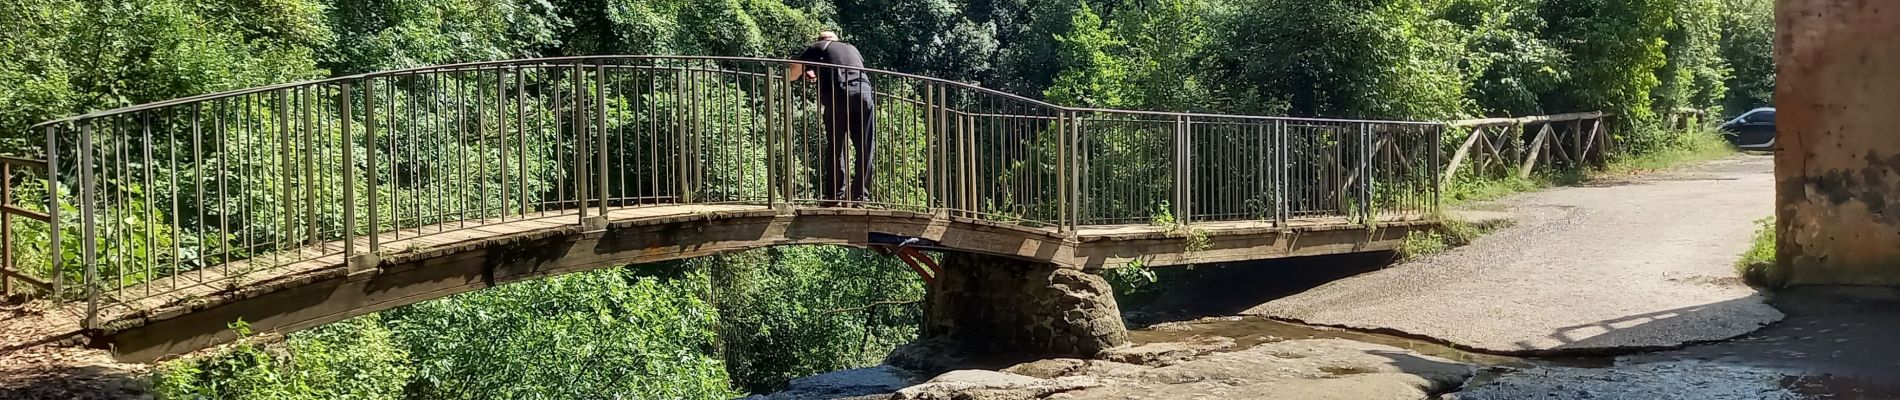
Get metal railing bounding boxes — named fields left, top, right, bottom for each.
left=8, top=55, right=1444, bottom=327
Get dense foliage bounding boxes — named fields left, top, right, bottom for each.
left=152, top=246, right=926, bottom=398
left=4, top=0, right=1772, bottom=398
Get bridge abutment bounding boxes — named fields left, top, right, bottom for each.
left=889, top=252, right=1127, bottom=372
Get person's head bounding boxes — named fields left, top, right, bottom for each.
left=815, top=31, right=839, bottom=42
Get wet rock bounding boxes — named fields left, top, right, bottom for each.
left=1000, top=359, right=1088, bottom=379
left=1058, top=339, right=1475, bottom=400
left=1096, top=335, right=1235, bottom=366
left=886, top=337, right=975, bottom=374
left=892, top=370, right=1100, bottom=400
left=1450, top=361, right=1798, bottom=400
left=746, top=365, right=917, bottom=400
left=1000, top=359, right=1147, bottom=380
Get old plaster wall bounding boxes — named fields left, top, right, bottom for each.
left=1775, top=0, right=1900, bottom=286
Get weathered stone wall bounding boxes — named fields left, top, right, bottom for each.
left=1774, top=0, right=1900, bottom=286
left=890, top=252, right=1127, bottom=371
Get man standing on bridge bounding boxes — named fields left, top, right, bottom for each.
left=788, top=31, right=877, bottom=206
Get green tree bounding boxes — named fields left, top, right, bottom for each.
left=1538, top=0, right=1673, bottom=118
left=1652, top=0, right=1729, bottom=114
left=1717, top=0, right=1772, bottom=113
left=383, top=267, right=740, bottom=399
left=152, top=317, right=413, bottom=400
left=1446, top=0, right=1568, bottom=116
left=701, top=247, right=925, bottom=393
left=1111, top=0, right=1212, bottom=111
left=1208, top=0, right=1468, bottom=119
left=1043, top=2, right=1126, bottom=108
left=323, top=0, right=565, bottom=74
left=833, top=0, right=1000, bottom=81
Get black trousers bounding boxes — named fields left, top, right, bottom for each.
left=822, top=82, right=876, bottom=202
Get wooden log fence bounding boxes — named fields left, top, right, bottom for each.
left=1440, top=109, right=1708, bottom=186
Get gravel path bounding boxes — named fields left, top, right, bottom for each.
left=1247, top=155, right=1783, bottom=354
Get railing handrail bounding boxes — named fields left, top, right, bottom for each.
left=31, top=55, right=1075, bottom=129
left=1067, top=107, right=1444, bottom=126
left=32, top=55, right=1456, bottom=131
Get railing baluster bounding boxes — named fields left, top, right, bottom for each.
left=340, top=82, right=357, bottom=265
left=367, top=78, right=381, bottom=256
left=77, top=122, right=98, bottom=329
left=45, top=125, right=61, bottom=302
left=595, top=63, right=609, bottom=221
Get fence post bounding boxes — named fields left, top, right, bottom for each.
left=573, top=64, right=590, bottom=225
left=1273, top=119, right=1288, bottom=227
left=1072, top=114, right=1085, bottom=229
left=1359, top=123, right=1373, bottom=224
left=1431, top=124, right=1443, bottom=214
left=44, top=126, right=60, bottom=303
left=587, top=63, right=609, bottom=230
left=339, top=82, right=359, bottom=270
left=1173, top=116, right=1191, bottom=225
left=365, top=78, right=382, bottom=258
left=1056, top=110, right=1069, bottom=233
left=77, top=122, right=98, bottom=329
left=782, top=72, right=797, bottom=209
left=3, top=162, right=12, bottom=297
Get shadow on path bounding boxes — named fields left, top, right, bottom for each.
left=1119, top=251, right=1397, bottom=327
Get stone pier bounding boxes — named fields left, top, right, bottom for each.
left=1776, top=0, right=1900, bottom=286
left=888, top=252, right=1128, bottom=372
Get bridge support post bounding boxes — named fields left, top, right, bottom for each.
left=346, top=252, right=380, bottom=275
left=887, top=252, right=1127, bottom=373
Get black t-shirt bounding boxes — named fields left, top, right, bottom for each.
left=794, top=40, right=869, bottom=93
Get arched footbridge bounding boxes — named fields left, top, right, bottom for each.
left=0, top=56, right=1614, bottom=362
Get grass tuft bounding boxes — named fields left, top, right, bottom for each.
left=1737, top=216, right=1777, bottom=287
left=1398, top=216, right=1500, bottom=260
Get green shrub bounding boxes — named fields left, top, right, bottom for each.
left=151, top=318, right=412, bottom=400
left=1737, top=216, right=1776, bottom=287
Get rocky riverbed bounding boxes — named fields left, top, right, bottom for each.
left=753, top=300, right=1900, bottom=400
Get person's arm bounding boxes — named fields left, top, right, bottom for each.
left=790, top=44, right=822, bottom=81
left=786, top=63, right=806, bottom=81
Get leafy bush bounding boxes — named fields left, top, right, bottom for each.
left=152, top=318, right=412, bottom=400
left=1735, top=216, right=1776, bottom=287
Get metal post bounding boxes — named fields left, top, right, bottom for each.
left=1172, top=116, right=1189, bottom=224
left=77, top=122, right=98, bottom=329
left=1360, top=123, right=1373, bottom=224
left=764, top=69, right=777, bottom=208
left=782, top=72, right=795, bottom=206
left=924, top=85, right=936, bottom=210
left=302, top=88, right=317, bottom=245
left=963, top=114, right=976, bottom=217
left=1072, top=115, right=1085, bottom=228
left=364, top=78, right=380, bottom=256
left=592, top=63, right=609, bottom=228
left=277, top=92, right=293, bottom=253
left=44, top=126, right=60, bottom=302
left=573, top=64, right=589, bottom=224
left=3, top=162, right=12, bottom=296
left=1274, top=120, right=1288, bottom=226
left=1430, top=124, right=1443, bottom=214
left=340, top=82, right=357, bottom=262
left=1056, top=110, right=1068, bottom=233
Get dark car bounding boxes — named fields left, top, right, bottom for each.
left=1719, top=107, right=1775, bottom=150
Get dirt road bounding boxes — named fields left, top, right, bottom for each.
left=1248, top=155, right=1782, bottom=354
